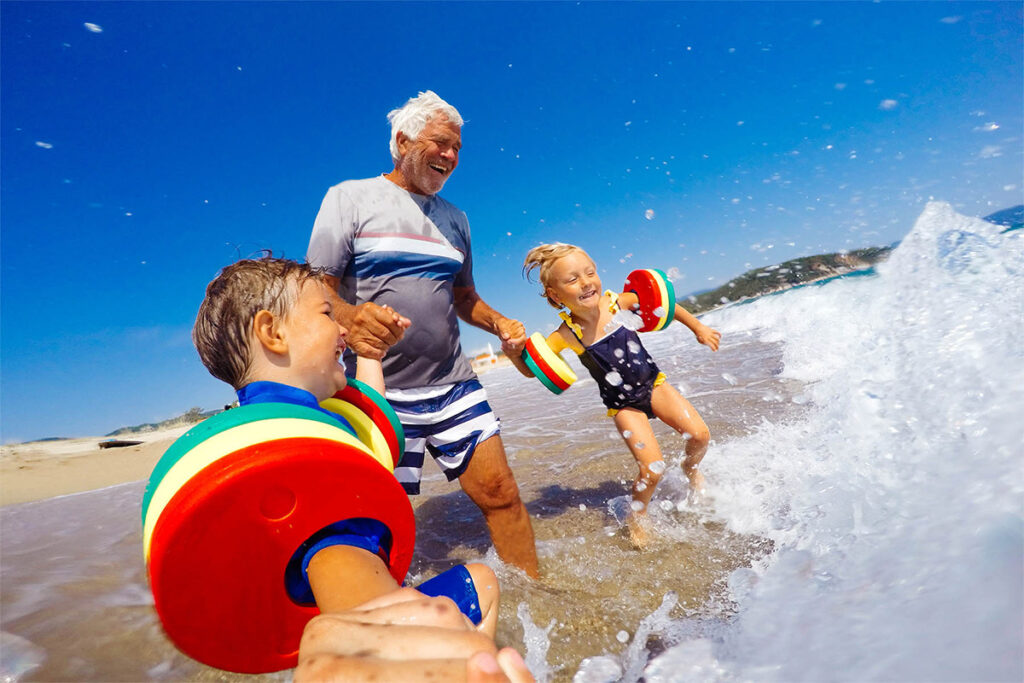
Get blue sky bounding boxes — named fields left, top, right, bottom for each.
left=2, top=1, right=1021, bottom=442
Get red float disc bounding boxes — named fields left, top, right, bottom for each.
left=624, top=269, right=662, bottom=332
left=148, top=437, right=415, bottom=674
left=524, top=337, right=570, bottom=390
left=339, top=378, right=406, bottom=460
left=330, top=383, right=402, bottom=467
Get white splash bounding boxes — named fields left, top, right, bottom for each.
left=643, top=202, right=1024, bottom=682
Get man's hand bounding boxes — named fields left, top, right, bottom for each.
left=294, top=589, right=534, bottom=683
left=495, top=317, right=527, bottom=357
left=346, top=302, right=411, bottom=360
left=468, top=649, right=534, bottom=683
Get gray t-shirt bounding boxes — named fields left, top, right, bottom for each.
left=307, top=175, right=477, bottom=389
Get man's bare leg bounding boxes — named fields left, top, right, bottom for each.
left=458, top=435, right=539, bottom=578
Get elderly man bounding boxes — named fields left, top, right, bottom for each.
left=307, top=91, right=539, bottom=577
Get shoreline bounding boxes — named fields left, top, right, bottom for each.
left=0, top=426, right=190, bottom=507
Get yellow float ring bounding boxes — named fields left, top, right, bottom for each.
left=528, top=332, right=577, bottom=386
left=320, top=398, right=393, bottom=468
left=143, top=417, right=380, bottom=560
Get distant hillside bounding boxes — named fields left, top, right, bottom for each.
left=106, top=406, right=226, bottom=437
left=680, top=246, right=893, bottom=315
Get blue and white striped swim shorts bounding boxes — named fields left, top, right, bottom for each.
left=386, top=378, right=501, bottom=495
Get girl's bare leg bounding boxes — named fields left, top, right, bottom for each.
left=613, top=408, right=665, bottom=548
left=651, top=383, right=710, bottom=492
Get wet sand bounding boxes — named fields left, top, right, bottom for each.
left=0, top=427, right=190, bottom=508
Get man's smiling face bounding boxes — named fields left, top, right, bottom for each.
left=396, top=114, right=461, bottom=196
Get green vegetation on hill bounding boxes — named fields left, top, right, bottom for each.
left=679, top=246, right=893, bottom=315
left=106, top=406, right=226, bottom=437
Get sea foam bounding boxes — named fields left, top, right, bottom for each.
left=643, top=202, right=1023, bottom=681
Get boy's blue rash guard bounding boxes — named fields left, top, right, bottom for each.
left=236, top=381, right=389, bottom=605
left=236, top=381, right=356, bottom=435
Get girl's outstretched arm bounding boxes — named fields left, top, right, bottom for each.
left=507, top=348, right=534, bottom=378
left=673, top=304, right=722, bottom=351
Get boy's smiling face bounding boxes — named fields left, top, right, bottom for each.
left=277, top=279, right=349, bottom=401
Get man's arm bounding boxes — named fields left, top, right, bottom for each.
left=453, top=286, right=527, bottom=356
left=324, top=275, right=410, bottom=360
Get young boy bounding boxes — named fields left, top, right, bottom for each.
left=192, top=257, right=511, bottom=675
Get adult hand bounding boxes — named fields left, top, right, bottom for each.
left=294, top=589, right=534, bottom=683
left=495, top=317, right=527, bottom=357
left=695, top=324, right=722, bottom=352
left=468, top=649, right=535, bottom=683
left=347, top=302, right=411, bottom=360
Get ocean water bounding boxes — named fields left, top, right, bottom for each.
left=1, top=202, right=1021, bottom=682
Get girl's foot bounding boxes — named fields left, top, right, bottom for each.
left=685, top=467, right=706, bottom=495
left=627, top=513, right=651, bottom=549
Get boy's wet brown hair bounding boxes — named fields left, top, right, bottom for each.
left=523, top=243, right=594, bottom=309
left=193, top=256, right=322, bottom=389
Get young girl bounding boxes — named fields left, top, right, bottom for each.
left=512, top=244, right=721, bottom=546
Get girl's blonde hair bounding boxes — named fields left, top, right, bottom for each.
left=523, top=243, right=594, bottom=309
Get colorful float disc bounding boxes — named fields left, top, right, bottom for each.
left=344, top=377, right=405, bottom=456
left=522, top=332, right=576, bottom=394
left=142, top=402, right=354, bottom=531
left=143, top=403, right=415, bottom=673
left=526, top=332, right=577, bottom=386
left=523, top=350, right=564, bottom=394
left=624, top=269, right=675, bottom=332
left=524, top=343, right=569, bottom=392
left=324, top=377, right=404, bottom=467
left=644, top=269, right=671, bottom=331
left=650, top=269, right=677, bottom=331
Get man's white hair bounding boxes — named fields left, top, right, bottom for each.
left=387, top=90, right=464, bottom=164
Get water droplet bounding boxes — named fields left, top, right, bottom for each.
left=644, top=209, right=655, bottom=220
left=617, top=630, right=630, bottom=643
left=579, top=503, right=587, bottom=511
left=635, top=441, right=645, bottom=449
left=605, top=371, right=623, bottom=386
left=84, top=22, right=103, bottom=33
left=649, top=460, right=666, bottom=474
left=622, top=430, right=633, bottom=439
left=659, top=500, right=675, bottom=511
left=627, top=340, right=641, bottom=354
left=635, top=481, right=647, bottom=492
left=614, top=348, right=625, bottom=358
left=630, top=501, right=645, bottom=512
left=722, top=373, right=738, bottom=386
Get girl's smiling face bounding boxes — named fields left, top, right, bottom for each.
left=546, top=250, right=602, bottom=313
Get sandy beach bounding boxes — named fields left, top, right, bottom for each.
left=0, top=426, right=191, bottom=507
